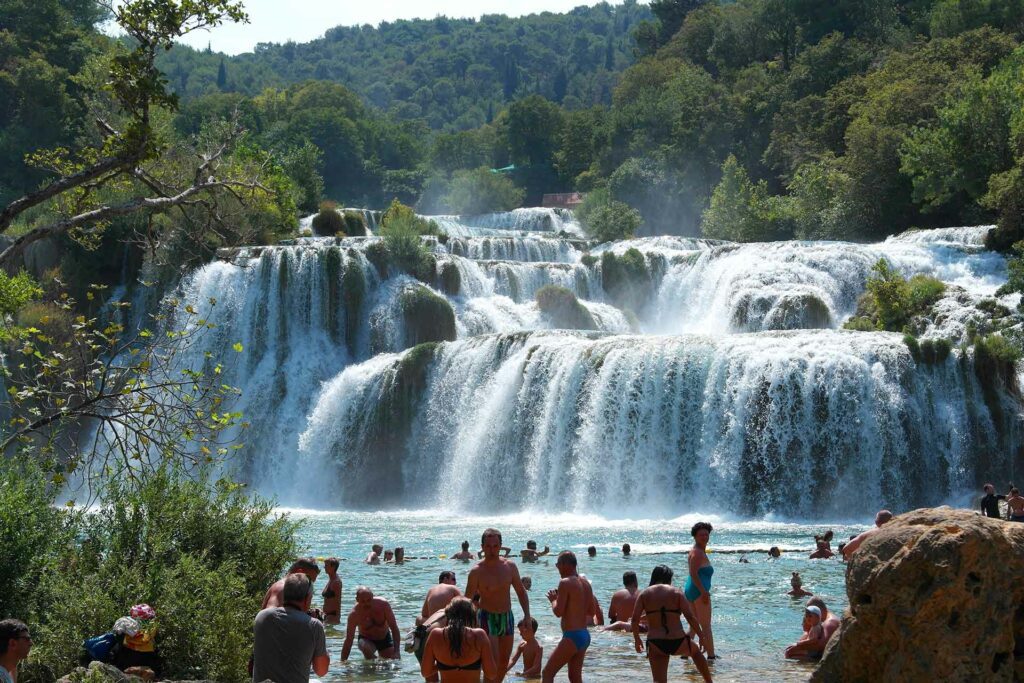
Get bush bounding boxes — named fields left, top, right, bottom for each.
left=443, top=167, right=525, bottom=215
left=26, top=466, right=298, bottom=683
left=438, top=261, right=461, bottom=295
left=576, top=188, right=641, bottom=242
left=601, top=248, right=650, bottom=312
left=904, top=333, right=922, bottom=361
left=311, top=201, right=344, bottom=236
left=535, top=285, right=597, bottom=330
left=702, top=155, right=794, bottom=242
left=380, top=199, right=442, bottom=237
left=844, top=260, right=946, bottom=332
left=580, top=253, right=598, bottom=268
left=342, top=210, right=369, bottom=237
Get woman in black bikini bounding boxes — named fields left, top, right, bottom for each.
left=630, top=565, right=712, bottom=683
left=421, top=597, right=497, bottom=682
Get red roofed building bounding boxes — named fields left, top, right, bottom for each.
left=542, top=192, right=585, bottom=209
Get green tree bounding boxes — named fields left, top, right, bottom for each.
left=443, top=168, right=525, bottom=215
left=506, top=95, right=565, bottom=166
left=577, top=188, right=642, bottom=242
left=701, top=155, right=793, bottom=242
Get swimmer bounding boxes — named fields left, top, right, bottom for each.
left=384, top=550, right=395, bottom=563
left=631, top=565, right=711, bottom=683
left=842, top=510, right=893, bottom=560
left=542, top=551, right=594, bottom=683
left=1008, top=488, right=1024, bottom=522
left=466, top=528, right=530, bottom=683
left=452, top=541, right=475, bottom=561
left=263, top=557, right=320, bottom=609
left=423, top=571, right=463, bottom=619
left=686, top=522, right=715, bottom=659
left=784, top=605, right=825, bottom=660
left=809, top=530, right=833, bottom=559
left=395, top=547, right=406, bottom=564
left=622, top=543, right=631, bottom=557
left=788, top=572, right=812, bottom=598
left=520, top=540, right=551, bottom=563
left=366, top=544, right=384, bottom=565
left=322, top=557, right=343, bottom=624
left=604, top=571, right=644, bottom=632
left=522, top=577, right=533, bottom=591
left=768, top=547, right=781, bottom=559
left=505, top=617, right=542, bottom=678
left=341, top=587, right=401, bottom=661
left=587, top=546, right=596, bottom=558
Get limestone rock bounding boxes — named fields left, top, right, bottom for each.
left=812, top=507, right=1024, bottom=682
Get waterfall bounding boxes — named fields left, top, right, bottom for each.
left=156, top=214, right=1021, bottom=515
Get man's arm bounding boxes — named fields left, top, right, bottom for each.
left=510, top=563, right=531, bottom=621
left=537, top=546, right=550, bottom=557
left=386, top=603, right=401, bottom=659
left=466, top=566, right=479, bottom=602
left=311, top=623, right=330, bottom=676
left=549, top=578, right=569, bottom=617
left=340, top=613, right=357, bottom=661
left=421, top=593, right=431, bottom=620
left=607, top=596, right=617, bottom=623
left=591, top=594, right=604, bottom=625
left=842, top=530, right=871, bottom=560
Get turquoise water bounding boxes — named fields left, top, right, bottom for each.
left=289, top=510, right=867, bottom=682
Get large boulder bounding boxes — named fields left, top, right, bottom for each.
left=812, top=508, right=1024, bottom=682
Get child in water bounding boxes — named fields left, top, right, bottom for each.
left=788, top=572, right=813, bottom=598
left=506, top=617, right=542, bottom=678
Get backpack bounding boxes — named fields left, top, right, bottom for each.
left=82, top=632, right=117, bottom=663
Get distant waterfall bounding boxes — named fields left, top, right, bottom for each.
left=161, top=215, right=1020, bottom=515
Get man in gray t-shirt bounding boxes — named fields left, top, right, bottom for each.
left=253, top=574, right=330, bottom=683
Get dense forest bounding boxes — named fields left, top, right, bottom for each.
left=156, top=2, right=652, bottom=130
left=5, top=0, right=1024, bottom=251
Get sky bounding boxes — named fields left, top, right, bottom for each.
left=166, top=0, right=613, bottom=55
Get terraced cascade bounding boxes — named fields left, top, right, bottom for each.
left=167, top=216, right=1020, bottom=512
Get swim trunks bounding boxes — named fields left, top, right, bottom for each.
left=563, top=628, right=591, bottom=651
left=359, top=632, right=394, bottom=652
left=478, top=609, right=515, bottom=637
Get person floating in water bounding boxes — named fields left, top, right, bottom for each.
left=788, top=572, right=812, bottom=598
left=809, top=530, right=833, bottom=559
left=622, top=543, right=631, bottom=557
left=521, top=577, right=532, bottom=592
left=452, top=541, right=475, bottom=561
left=340, top=587, right=401, bottom=661
left=322, top=557, right=342, bottom=625
left=520, top=541, right=550, bottom=563
left=587, top=546, right=597, bottom=558
left=466, top=528, right=530, bottom=683
left=631, top=565, right=712, bottom=683
left=604, top=571, right=643, bottom=632
left=768, top=547, right=781, bottom=559
left=686, top=522, right=715, bottom=659
left=505, top=617, right=542, bottom=679
left=542, top=551, right=594, bottom=683
left=366, top=545, right=384, bottom=565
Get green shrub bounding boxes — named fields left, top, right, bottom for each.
left=843, top=260, right=946, bottom=332
left=443, top=167, right=525, bottom=215
left=399, top=285, right=457, bottom=346
left=342, top=210, right=369, bottom=237
left=577, top=189, right=641, bottom=242
left=908, top=274, right=946, bottom=311
left=380, top=199, right=443, bottom=237
left=845, top=315, right=877, bottom=331
left=28, top=466, right=298, bottom=683
left=601, top=248, right=650, bottom=312
left=311, top=201, right=344, bottom=236
left=580, top=253, right=598, bottom=268
left=535, top=285, right=597, bottom=330
left=975, top=333, right=1022, bottom=365
left=438, top=261, right=461, bottom=295
left=364, top=241, right=390, bottom=276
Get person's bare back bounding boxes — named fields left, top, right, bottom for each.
left=554, top=575, right=591, bottom=632
left=424, top=584, right=462, bottom=618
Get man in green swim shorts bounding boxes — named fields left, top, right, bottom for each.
left=466, top=528, right=531, bottom=683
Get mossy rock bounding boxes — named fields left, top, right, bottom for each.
left=364, top=241, right=390, bottom=277
left=536, top=285, right=597, bottom=331
left=769, top=293, right=833, bottom=329
left=580, top=253, right=597, bottom=268
left=400, top=284, right=457, bottom=347
left=342, top=257, right=366, bottom=355
left=438, top=261, right=461, bottom=296
left=601, top=248, right=650, bottom=313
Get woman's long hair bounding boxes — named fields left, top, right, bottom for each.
left=444, top=597, right=477, bottom=658
left=650, top=564, right=674, bottom=586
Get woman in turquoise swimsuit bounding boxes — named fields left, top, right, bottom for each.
left=685, top=521, right=715, bottom=659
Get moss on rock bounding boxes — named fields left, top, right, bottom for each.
left=342, top=210, right=369, bottom=237
left=400, top=284, right=457, bottom=347
left=364, top=241, right=389, bottom=277
left=438, top=261, right=461, bottom=296
left=536, top=285, right=597, bottom=330
left=342, top=257, right=366, bottom=355
left=601, top=248, right=651, bottom=313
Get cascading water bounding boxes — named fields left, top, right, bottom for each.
left=163, top=216, right=1021, bottom=514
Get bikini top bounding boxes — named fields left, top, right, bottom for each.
left=436, top=658, right=482, bottom=671
left=322, top=588, right=337, bottom=598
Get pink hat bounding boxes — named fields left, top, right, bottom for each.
left=130, top=604, right=156, bottom=620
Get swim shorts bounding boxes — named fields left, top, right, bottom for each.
left=478, top=609, right=515, bottom=637
left=359, top=632, right=394, bottom=652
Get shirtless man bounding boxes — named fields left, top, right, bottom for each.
left=341, top=587, right=401, bottom=661
left=1008, top=488, right=1024, bottom=521
left=784, top=605, right=825, bottom=660
left=366, top=544, right=384, bottom=565
left=807, top=597, right=841, bottom=643
left=262, top=557, right=320, bottom=609
left=604, top=571, right=642, bottom=631
left=452, top=541, right=475, bottom=561
left=422, top=571, right=462, bottom=619
left=542, top=551, right=594, bottom=683
left=322, top=557, right=343, bottom=624
left=842, top=510, right=893, bottom=560
left=466, top=528, right=531, bottom=683
left=520, top=540, right=551, bottom=563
